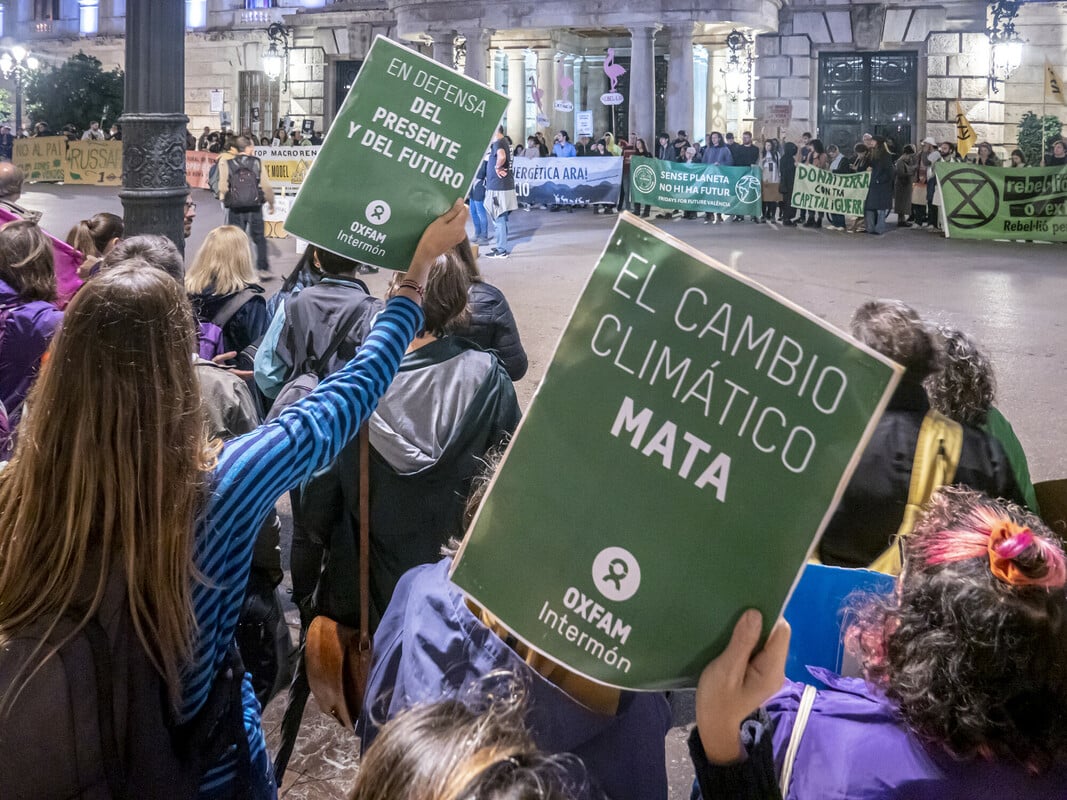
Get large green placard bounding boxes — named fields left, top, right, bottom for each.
left=451, top=213, right=901, bottom=691
left=285, top=36, right=509, bottom=270
left=629, top=156, right=763, bottom=215
left=936, top=162, right=1067, bottom=242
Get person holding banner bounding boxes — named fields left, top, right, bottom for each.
left=690, top=488, right=1067, bottom=799
left=702, top=132, right=732, bottom=223
left=1045, top=139, right=1066, bottom=166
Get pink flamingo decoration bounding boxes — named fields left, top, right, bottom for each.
left=558, top=63, right=574, bottom=100
left=604, top=48, right=626, bottom=92
left=529, top=75, right=545, bottom=112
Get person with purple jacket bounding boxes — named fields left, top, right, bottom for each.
left=0, top=219, right=64, bottom=449
left=359, top=466, right=673, bottom=800
left=690, top=487, right=1067, bottom=799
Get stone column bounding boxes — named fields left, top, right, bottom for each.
left=693, top=45, right=709, bottom=140
left=120, top=0, right=188, bottom=253
left=667, top=24, right=694, bottom=140
left=586, top=55, right=610, bottom=138
left=506, top=51, right=527, bottom=140
left=561, top=55, right=576, bottom=135
left=461, top=29, right=493, bottom=84
left=535, top=48, right=556, bottom=135
left=430, top=31, right=456, bottom=67
left=628, top=25, right=657, bottom=144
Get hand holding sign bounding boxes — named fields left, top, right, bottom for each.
left=695, top=610, right=791, bottom=764
left=408, top=199, right=469, bottom=280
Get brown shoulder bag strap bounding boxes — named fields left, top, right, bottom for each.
left=358, top=422, right=371, bottom=652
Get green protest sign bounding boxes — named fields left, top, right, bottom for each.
left=629, top=156, right=763, bottom=215
left=791, top=164, right=871, bottom=216
left=935, top=163, right=1067, bottom=242
left=284, top=36, right=509, bottom=270
left=451, top=213, right=902, bottom=690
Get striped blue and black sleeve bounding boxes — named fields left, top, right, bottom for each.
left=180, top=295, right=423, bottom=720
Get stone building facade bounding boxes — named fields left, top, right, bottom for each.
left=3, top=1, right=1065, bottom=154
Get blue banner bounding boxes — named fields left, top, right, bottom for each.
left=513, top=156, right=623, bottom=206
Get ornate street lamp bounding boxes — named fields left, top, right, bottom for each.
left=0, top=46, right=40, bottom=135
left=721, top=30, right=753, bottom=103
left=263, top=22, right=291, bottom=89
left=988, top=0, right=1023, bottom=94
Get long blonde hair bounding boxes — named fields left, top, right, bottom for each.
left=0, top=263, right=216, bottom=710
left=185, top=224, right=256, bottom=295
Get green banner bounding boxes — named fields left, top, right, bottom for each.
left=284, top=36, right=509, bottom=270
left=629, top=156, right=763, bottom=215
left=451, top=213, right=902, bottom=690
left=791, top=164, right=871, bottom=216
left=935, top=163, right=1067, bottom=242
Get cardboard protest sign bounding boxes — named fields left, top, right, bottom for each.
left=14, top=136, right=67, bottom=183
left=791, top=165, right=871, bottom=216
left=186, top=150, right=219, bottom=190
left=629, top=156, right=763, bottom=215
left=514, top=156, right=622, bottom=206
left=63, top=140, right=122, bottom=186
left=285, top=36, right=508, bottom=271
left=935, top=163, right=1067, bottom=242
left=253, top=145, right=320, bottom=191
left=451, top=214, right=901, bottom=690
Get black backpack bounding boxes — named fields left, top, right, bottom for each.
left=0, top=579, right=251, bottom=800
left=223, top=156, right=265, bottom=209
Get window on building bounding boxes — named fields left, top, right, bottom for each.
left=186, top=0, right=207, bottom=28
left=79, top=0, right=99, bottom=35
left=34, top=0, right=59, bottom=19
left=245, top=0, right=274, bottom=8
left=0, top=4, right=6, bottom=37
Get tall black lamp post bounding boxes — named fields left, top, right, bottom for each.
left=119, top=0, right=188, bottom=252
left=0, top=46, right=40, bottom=135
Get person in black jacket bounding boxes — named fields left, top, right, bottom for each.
left=817, top=300, right=1023, bottom=568
left=778, top=142, right=798, bottom=227
left=864, top=136, right=895, bottom=235
left=449, top=238, right=528, bottom=381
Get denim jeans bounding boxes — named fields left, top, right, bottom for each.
left=469, top=199, right=488, bottom=239
left=228, top=208, right=269, bottom=271
left=864, top=209, right=888, bottom=234
left=494, top=210, right=510, bottom=253
left=828, top=213, right=846, bottom=228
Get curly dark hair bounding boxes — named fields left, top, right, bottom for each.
left=849, top=487, right=1067, bottom=772
left=850, top=299, right=940, bottom=381
left=925, top=326, right=996, bottom=427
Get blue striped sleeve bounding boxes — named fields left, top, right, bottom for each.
left=180, top=296, right=422, bottom=721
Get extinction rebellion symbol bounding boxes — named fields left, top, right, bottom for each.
left=942, top=168, right=999, bottom=230
left=632, top=163, right=658, bottom=195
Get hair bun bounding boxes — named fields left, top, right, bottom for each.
left=988, top=521, right=1067, bottom=589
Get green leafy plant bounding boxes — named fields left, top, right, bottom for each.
left=23, top=52, right=124, bottom=133
left=1017, top=111, right=1063, bottom=166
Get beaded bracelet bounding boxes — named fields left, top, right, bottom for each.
left=397, top=278, right=425, bottom=301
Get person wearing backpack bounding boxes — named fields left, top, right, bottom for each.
left=186, top=225, right=269, bottom=356
left=0, top=201, right=470, bottom=800
left=220, top=135, right=274, bottom=276
left=0, top=219, right=64, bottom=459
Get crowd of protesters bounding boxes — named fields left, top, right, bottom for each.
left=0, top=103, right=1065, bottom=800
left=485, top=124, right=1067, bottom=238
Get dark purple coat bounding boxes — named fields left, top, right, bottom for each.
left=0, top=278, right=63, bottom=417
left=359, top=558, right=673, bottom=800
left=693, top=668, right=1067, bottom=799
